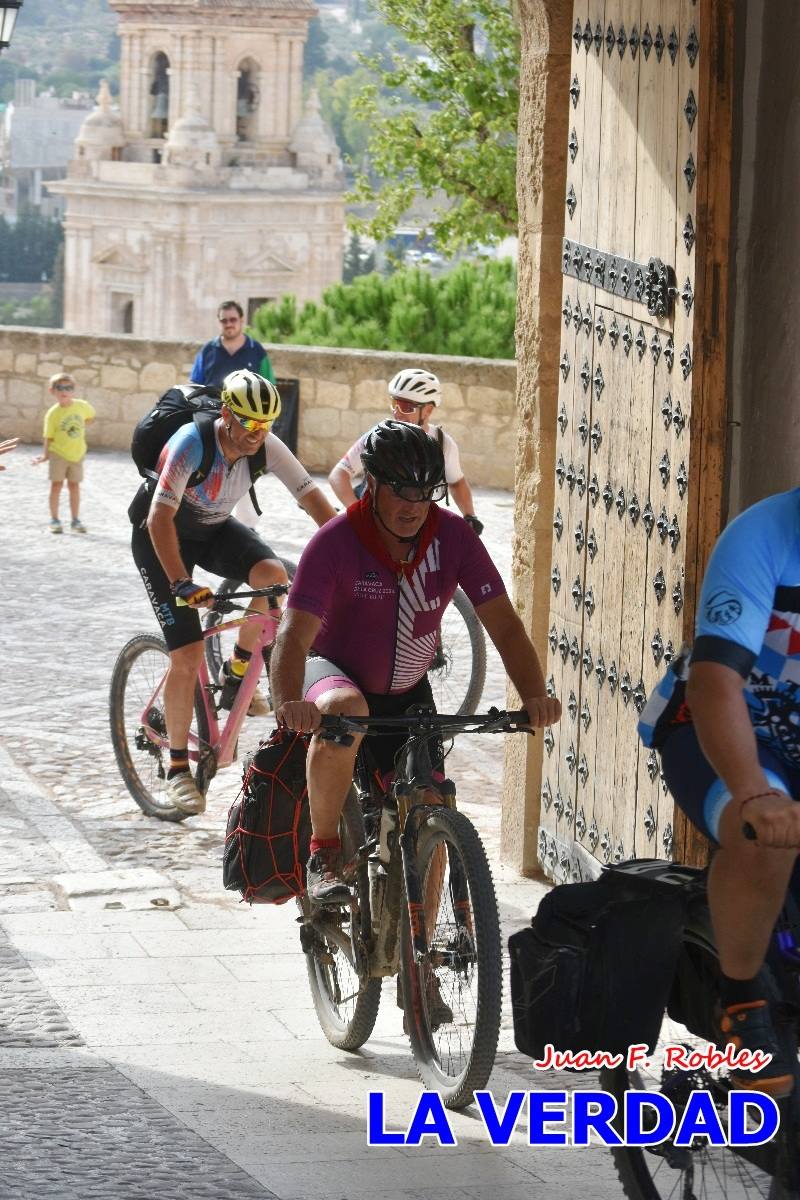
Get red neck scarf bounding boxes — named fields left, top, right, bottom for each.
left=346, top=492, right=440, bottom=579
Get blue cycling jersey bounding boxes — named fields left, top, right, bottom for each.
left=638, top=488, right=800, bottom=767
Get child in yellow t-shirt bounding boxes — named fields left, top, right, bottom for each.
left=32, top=372, right=96, bottom=533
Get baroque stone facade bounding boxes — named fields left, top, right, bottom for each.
left=0, top=327, right=517, bottom=489
left=50, top=0, right=345, bottom=340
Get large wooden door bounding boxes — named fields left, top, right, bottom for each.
left=539, top=1, right=720, bottom=881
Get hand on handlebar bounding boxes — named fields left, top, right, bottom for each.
left=276, top=700, right=322, bottom=734
left=171, top=579, right=215, bottom=608
left=523, top=695, right=562, bottom=729
left=740, top=790, right=800, bottom=848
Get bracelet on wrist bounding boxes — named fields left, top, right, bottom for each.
left=170, top=577, right=192, bottom=595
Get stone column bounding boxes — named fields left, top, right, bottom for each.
left=119, top=31, right=131, bottom=130
left=500, top=0, right=572, bottom=874
left=168, top=35, right=183, bottom=130
left=264, top=34, right=278, bottom=138
left=288, top=37, right=303, bottom=132
left=136, top=30, right=151, bottom=140
left=275, top=36, right=290, bottom=140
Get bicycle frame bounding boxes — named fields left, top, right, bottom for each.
left=307, top=708, right=530, bottom=974
left=137, top=606, right=279, bottom=771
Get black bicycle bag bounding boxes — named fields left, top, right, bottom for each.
left=128, top=383, right=268, bottom=524
left=223, top=729, right=312, bottom=904
left=508, top=860, right=698, bottom=1059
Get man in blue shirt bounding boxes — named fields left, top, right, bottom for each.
left=190, top=300, right=275, bottom=390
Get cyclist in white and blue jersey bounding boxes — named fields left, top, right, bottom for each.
left=639, top=488, right=800, bottom=1097
left=131, top=370, right=335, bottom=816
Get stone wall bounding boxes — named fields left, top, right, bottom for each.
left=0, top=327, right=516, bottom=488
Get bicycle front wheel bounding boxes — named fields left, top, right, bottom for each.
left=109, top=633, right=210, bottom=822
left=428, top=588, right=487, bottom=716
left=401, top=806, right=502, bottom=1109
left=601, top=932, right=798, bottom=1200
left=304, top=787, right=382, bottom=1050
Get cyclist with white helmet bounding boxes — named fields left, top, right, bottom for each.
left=328, top=368, right=483, bottom=535
left=131, top=369, right=336, bottom=815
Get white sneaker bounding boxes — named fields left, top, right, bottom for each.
left=165, top=772, right=206, bottom=815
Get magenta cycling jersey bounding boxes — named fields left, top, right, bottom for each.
left=287, top=504, right=506, bottom=695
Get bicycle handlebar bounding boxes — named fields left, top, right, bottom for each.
left=209, top=584, right=290, bottom=614
left=318, top=706, right=532, bottom=741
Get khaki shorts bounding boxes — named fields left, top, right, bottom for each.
left=49, top=454, right=84, bottom=483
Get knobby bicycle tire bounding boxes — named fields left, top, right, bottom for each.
left=109, top=633, right=210, bottom=823
left=429, top=588, right=487, bottom=717
left=400, top=806, right=502, bottom=1109
left=304, top=787, right=382, bottom=1050
left=600, top=928, right=800, bottom=1200
left=203, top=561, right=297, bottom=684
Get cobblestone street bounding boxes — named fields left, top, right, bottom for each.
left=0, top=447, right=621, bottom=1199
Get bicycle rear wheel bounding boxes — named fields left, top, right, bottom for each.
left=109, top=633, right=210, bottom=822
left=304, top=787, right=382, bottom=1050
left=401, top=805, right=501, bottom=1109
left=601, top=932, right=799, bottom=1199
left=428, top=588, right=487, bottom=716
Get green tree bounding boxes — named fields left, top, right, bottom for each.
left=0, top=208, right=63, bottom=283
left=0, top=293, right=57, bottom=327
left=342, top=233, right=376, bottom=283
left=314, top=68, right=375, bottom=166
left=304, top=18, right=330, bottom=78
left=251, top=259, right=515, bottom=359
left=349, top=0, right=519, bottom=253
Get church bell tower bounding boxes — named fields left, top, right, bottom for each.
left=51, top=0, right=344, bottom=338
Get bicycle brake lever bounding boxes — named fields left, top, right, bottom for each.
left=319, top=730, right=355, bottom=747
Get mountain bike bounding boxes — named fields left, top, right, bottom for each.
left=297, top=706, right=532, bottom=1110
left=205, top=574, right=487, bottom=716
left=598, top=861, right=800, bottom=1199
left=109, top=585, right=288, bottom=821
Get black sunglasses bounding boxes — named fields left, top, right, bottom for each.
left=384, top=479, right=447, bottom=503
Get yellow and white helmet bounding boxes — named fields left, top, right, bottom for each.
left=221, top=370, right=281, bottom=423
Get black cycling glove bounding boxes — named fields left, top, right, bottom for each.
left=464, top=514, right=484, bottom=537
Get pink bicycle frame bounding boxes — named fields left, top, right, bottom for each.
left=138, top=608, right=280, bottom=770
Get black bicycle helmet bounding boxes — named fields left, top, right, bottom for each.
left=360, top=420, right=445, bottom=491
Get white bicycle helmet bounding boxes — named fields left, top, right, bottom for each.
left=221, top=370, right=281, bottom=422
left=388, top=368, right=441, bottom=406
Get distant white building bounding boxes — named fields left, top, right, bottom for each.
left=49, top=0, right=345, bottom=339
left=0, top=80, right=93, bottom=221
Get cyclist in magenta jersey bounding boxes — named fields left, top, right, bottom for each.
left=271, top=420, right=560, bottom=905
left=638, top=487, right=800, bottom=1097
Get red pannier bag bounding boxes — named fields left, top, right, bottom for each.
left=223, top=729, right=311, bottom=904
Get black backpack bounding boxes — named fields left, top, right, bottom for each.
left=508, top=859, right=699, bottom=1059
left=129, top=384, right=266, bottom=521
left=223, top=730, right=312, bottom=904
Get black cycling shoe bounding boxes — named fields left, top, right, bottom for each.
left=306, top=849, right=350, bottom=906
left=720, top=1000, right=795, bottom=1098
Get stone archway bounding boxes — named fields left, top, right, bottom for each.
left=236, top=57, right=261, bottom=142
left=149, top=51, right=170, bottom=139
